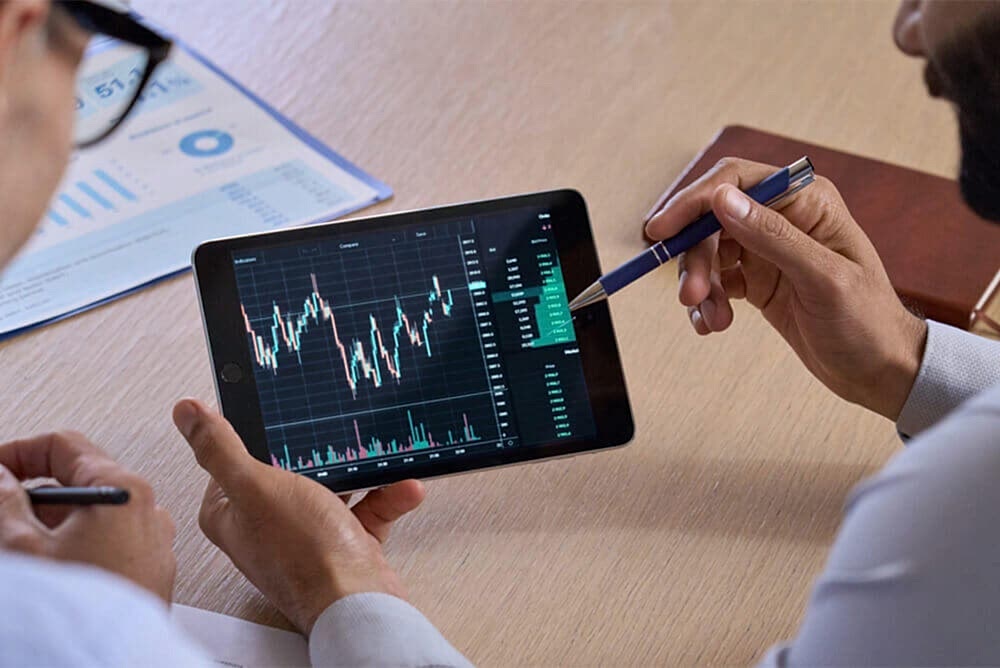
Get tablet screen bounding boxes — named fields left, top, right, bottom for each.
left=230, top=209, right=597, bottom=486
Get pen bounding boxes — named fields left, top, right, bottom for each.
left=27, top=486, right=130, bottom=505
left=568, top=157, right=815, bottom=311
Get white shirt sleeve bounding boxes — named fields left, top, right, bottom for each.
left=0, top=550, right=212, bottom=667
left=760, top=383, right=1000, bottom=665
left=896, top=319, right=1000, bottom=438
left=309, top=592, right=473, bottom=667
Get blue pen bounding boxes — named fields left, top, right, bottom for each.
left=568, top=157, right=815, bottom=311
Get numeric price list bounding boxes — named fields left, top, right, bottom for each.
left=476, top=212, right=595, bottom=446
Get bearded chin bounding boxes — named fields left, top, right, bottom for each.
left=930, top=14, right=1000, bottom=223
left=956, top=114, right=1000, bottom=223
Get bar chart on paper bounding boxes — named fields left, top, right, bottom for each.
left=42, top=168, right=141, bottom=239
left=235, top=226, right=502, bottom=475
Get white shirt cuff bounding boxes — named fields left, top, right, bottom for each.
left=897, top=320, right=1000, bottom=438
left=309, top=592, right=472, bottom=667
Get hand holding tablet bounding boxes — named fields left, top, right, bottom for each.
left=172, top=397, right=423, bottom=633
left=193, top=190, right=632, bottom=493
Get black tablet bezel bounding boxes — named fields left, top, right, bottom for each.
left=193, top=190, right=633, bottom=492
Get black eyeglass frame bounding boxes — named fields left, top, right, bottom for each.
left=57, top=1, right=173, bottom=148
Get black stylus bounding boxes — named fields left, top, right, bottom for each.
left=27, top=486, right=130, bottom=505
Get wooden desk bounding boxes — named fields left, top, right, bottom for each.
left=0, top=1, right=960, bottom=664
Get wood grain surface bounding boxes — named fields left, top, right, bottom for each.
left=0, top=1, right=963, bottom=665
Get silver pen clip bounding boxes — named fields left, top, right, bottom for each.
left=764, top=156, right=815, bottom=208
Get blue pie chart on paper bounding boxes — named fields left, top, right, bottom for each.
left=179, top=130, right=234, bottom=157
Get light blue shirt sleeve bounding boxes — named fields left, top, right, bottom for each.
left=0, top=551, right=212, bottom=667
left=309, top=592, right=473, bottom=667
left=896, top=319, right=1000, bottom=437
left=0, top=550, right=471, bottom=667
left=759, top=327, right=1000, bottom=666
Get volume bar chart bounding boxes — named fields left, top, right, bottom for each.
left=272, top=409, right=483, bottom=472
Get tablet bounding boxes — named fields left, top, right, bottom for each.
left=193, top=190, right=633, bottom=493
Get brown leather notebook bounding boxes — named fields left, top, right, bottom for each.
left=646, top=125, right=1000, bottom=329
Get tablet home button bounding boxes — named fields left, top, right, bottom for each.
left=220, top=363, right=243, bottom=383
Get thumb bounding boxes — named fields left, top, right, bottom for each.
left=173, top=399, right=260, bottom=498
left=0, top=465, right=46, bottom=551
left=712, top=184, right=837, bottom=291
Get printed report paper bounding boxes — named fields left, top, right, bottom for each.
left=0, top=39, right=389, bottom=339
left=171, top=604, right=309, bottom=667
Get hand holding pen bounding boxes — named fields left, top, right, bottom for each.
left=638, top=156, right=927, bottom=421
left=569, top=157, right=815, bottom=310
left=0, top=431, right=177, bottom=601
left=28, top=486, right=130, bottom=505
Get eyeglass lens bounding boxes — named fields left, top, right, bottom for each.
left=73, top=35, right=152, bottom=145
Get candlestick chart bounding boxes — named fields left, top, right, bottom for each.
left=242, top=272, right=455, bottom=398
left=234, top=229, right=500, bottom=471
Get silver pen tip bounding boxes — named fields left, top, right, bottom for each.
left=568, top=282, right=607, bottom=312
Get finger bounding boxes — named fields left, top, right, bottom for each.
left=28, top=485, right=73, bottom=529
left=771, top=175, right=873, bottom=263
left=173, top=399, right=261, bottom=500
left=33, top=507, right=73, bottom=529
left=698, top=275, right=734, bottom=332
left=0, top=466, right=33, bottom=521
left=712, top=184, right=840, bottom=292
left=642, top=191, right=672, bottom=231
left=735, top=249, right=781, bottom=309
left=0, top=431, right=117, bottom=486
left=645, top=158, right=778, bottom=240
left=0, top=466, right=46, bottom=551
left=718, top=238, right=743, bottom=269
left=687, top=306, right=711, bottom=335
left=45, top=473, right=154, bottom=546
left=339, top=493, right=353, bottom=506
left=197, top=478, right=229, bottom=546
left=352, top=480, right=426, bottom=543
left=677, top=236, right=717, bottom=307
left=720, top=265, right=747, bottom=300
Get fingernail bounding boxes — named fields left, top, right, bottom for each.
left=722, top=186, right=751, bottom=220
left=690, top=308, right=702, bottom=327
left=174, top=400, right=199, bottom=438
left=642, top=205, right=661, bottom=227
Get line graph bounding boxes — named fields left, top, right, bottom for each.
left=242, top=273, right=455, bottom=398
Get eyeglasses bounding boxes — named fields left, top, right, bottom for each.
left=56, top=1, right=173, bottom=148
